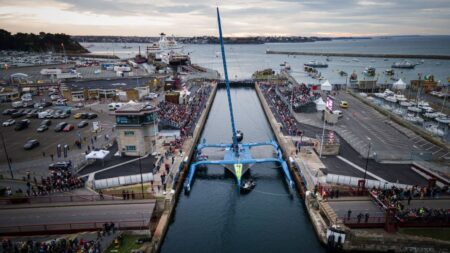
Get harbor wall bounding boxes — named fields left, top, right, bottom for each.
left=254, top=83, right=329, bottom=245
left=266, top=50, right=450, bottom=60
left=149, top=82, right=218, bottom=253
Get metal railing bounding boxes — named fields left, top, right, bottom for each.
left=0, top=193, right=155, bottom=205
left=0, top=219, right=149, bottom=236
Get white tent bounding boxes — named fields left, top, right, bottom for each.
left=315, top=98, right=326, bottom=111
left=393, top=79, right=407, bottom=90
left=85, top=150, right=110, bottom=166
left=321, top=80, right=332, bottom=91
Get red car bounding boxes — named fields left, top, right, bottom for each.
left=63, top=124, right=74, bottom=132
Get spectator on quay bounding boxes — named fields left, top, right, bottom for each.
left=357, top=213, right=363, bottom=223
left=365, top=213, right=370, bottom=223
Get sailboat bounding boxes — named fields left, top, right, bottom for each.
left=183, top=6, right=295, bottom=194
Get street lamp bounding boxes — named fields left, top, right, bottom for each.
left=363, top=137, right=371, bottom=189
left=138, top=152, right=144, bottom=198
left=0, top=132, right=13, bottom=179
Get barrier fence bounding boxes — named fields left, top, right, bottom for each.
left=0, top=219, right=149, bottom=236
left=326, top=173, right=412, bottom=190
left=93, top=173, right=154, bottom=189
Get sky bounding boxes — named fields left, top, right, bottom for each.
left=0, top=0, right=449, bottom=37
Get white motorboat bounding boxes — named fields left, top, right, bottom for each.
left=304, top=60, right=328, bottom=68
left=423, top=112, right=439, bottom=119
left=417, top=101, right=430, bottom=107
left=393, top=94, right=408, bottom=102
left=435, top=117, right=450, bottom=124
left=404, top=115, right=424, bottom=124
left=407, top=106, right=422, bottom=113
left=392, top=60, right=416, bottom=69
left=385, top=96, right=397, bottom=103
left=400, top=101, right=412, bottom=107
left=421, top=107, right=434, bottom=113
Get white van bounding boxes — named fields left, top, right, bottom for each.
left=108, top=103, right=123, bottom=111
left=21, top=93, right=32, bottom=102
left=12, top=101, right=23, bottom=108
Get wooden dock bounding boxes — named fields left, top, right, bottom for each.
left=266, top=50, right=450, bottom=60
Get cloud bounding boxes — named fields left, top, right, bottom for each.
left=0, top=0, right=449, bottom=36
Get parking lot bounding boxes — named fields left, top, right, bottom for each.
left=0, top=93, right=115, bottom=178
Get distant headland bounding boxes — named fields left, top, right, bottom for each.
left=0, top=29, right=89, bottom=53
left=72, top=35, right=372, bottom=44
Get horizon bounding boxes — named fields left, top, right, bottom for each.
left=1, top=0, right=450, bottom=37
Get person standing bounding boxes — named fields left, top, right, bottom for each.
left=347, top=209, right=352, bottom=220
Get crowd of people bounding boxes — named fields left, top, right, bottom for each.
left=291, top=84, right=321, bottom=109
left=260, top=83, right=303, bottom=136
left=157, top=84, right=212, bottom=138
left=21, top=170, right=85, bottom=197
left=1, top=237, right=101, bottom=253
left=1, top=223, right=118, bottom=253
left=370, top=185, right=450, bottom=223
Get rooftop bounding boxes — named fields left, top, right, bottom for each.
left=114, top=102, right=158, bottom=115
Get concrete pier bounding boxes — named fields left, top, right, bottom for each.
left=266, top=49, right=450, bottom=60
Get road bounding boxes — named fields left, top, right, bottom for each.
left=328, top=199, right=385, bottom=218
left=293, top=91, right=449, bottom=162
left=0, top=202, right=154, bottom=227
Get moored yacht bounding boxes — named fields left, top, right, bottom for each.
left=304, top=60, right=328, bottom=68
left=392, top=60, right=416, bottom=69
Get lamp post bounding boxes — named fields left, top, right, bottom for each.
left=0, top=132, right=13, bottom=179
left=138, top=152, right=144, bottom=198
left=363, top=137, right=371, bottom=189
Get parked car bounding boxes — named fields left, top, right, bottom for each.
left=54, top=122, right=68, bottom=132
left=24, top=139, right=39, bottom=150
left=63, top=124, right=74, bottom=132
left=73, top=113, right=82, bottom=119
left=50, top=94, right=60, bottom=101
left=11, top=112, right=24, bottom=118
left=48, top=161, right=72, bottom=171
left=333, top=110, right=343, bottom=118
left=2, top=109, right=17, bottom=115
left=2, top=119, right=15, bottom=127
left=87, top=113, right=98, bottom=119
left=80, top=113, right=89, bottom=119
left=340, top=101, right=349, bottom=109
left=41, top=119, right=52, bottom=126
left=14, top=119, right=30, bottom=131
left=77, top=121, right=89, bottom=128
left=59, top=113, right=69, bottom=119
left=37, top=125, right=48, bottom=132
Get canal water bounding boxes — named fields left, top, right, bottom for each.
left=161, top=87, right=325, bottom=253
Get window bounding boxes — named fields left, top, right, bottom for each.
left=125, top=145, right=136, bottom=151
left=124, top=131, right=134, bottom=136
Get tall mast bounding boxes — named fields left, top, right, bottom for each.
left=216, top=7, right=239, bottom=155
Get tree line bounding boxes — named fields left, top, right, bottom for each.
left=0, top=29, right=88, bottom=53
